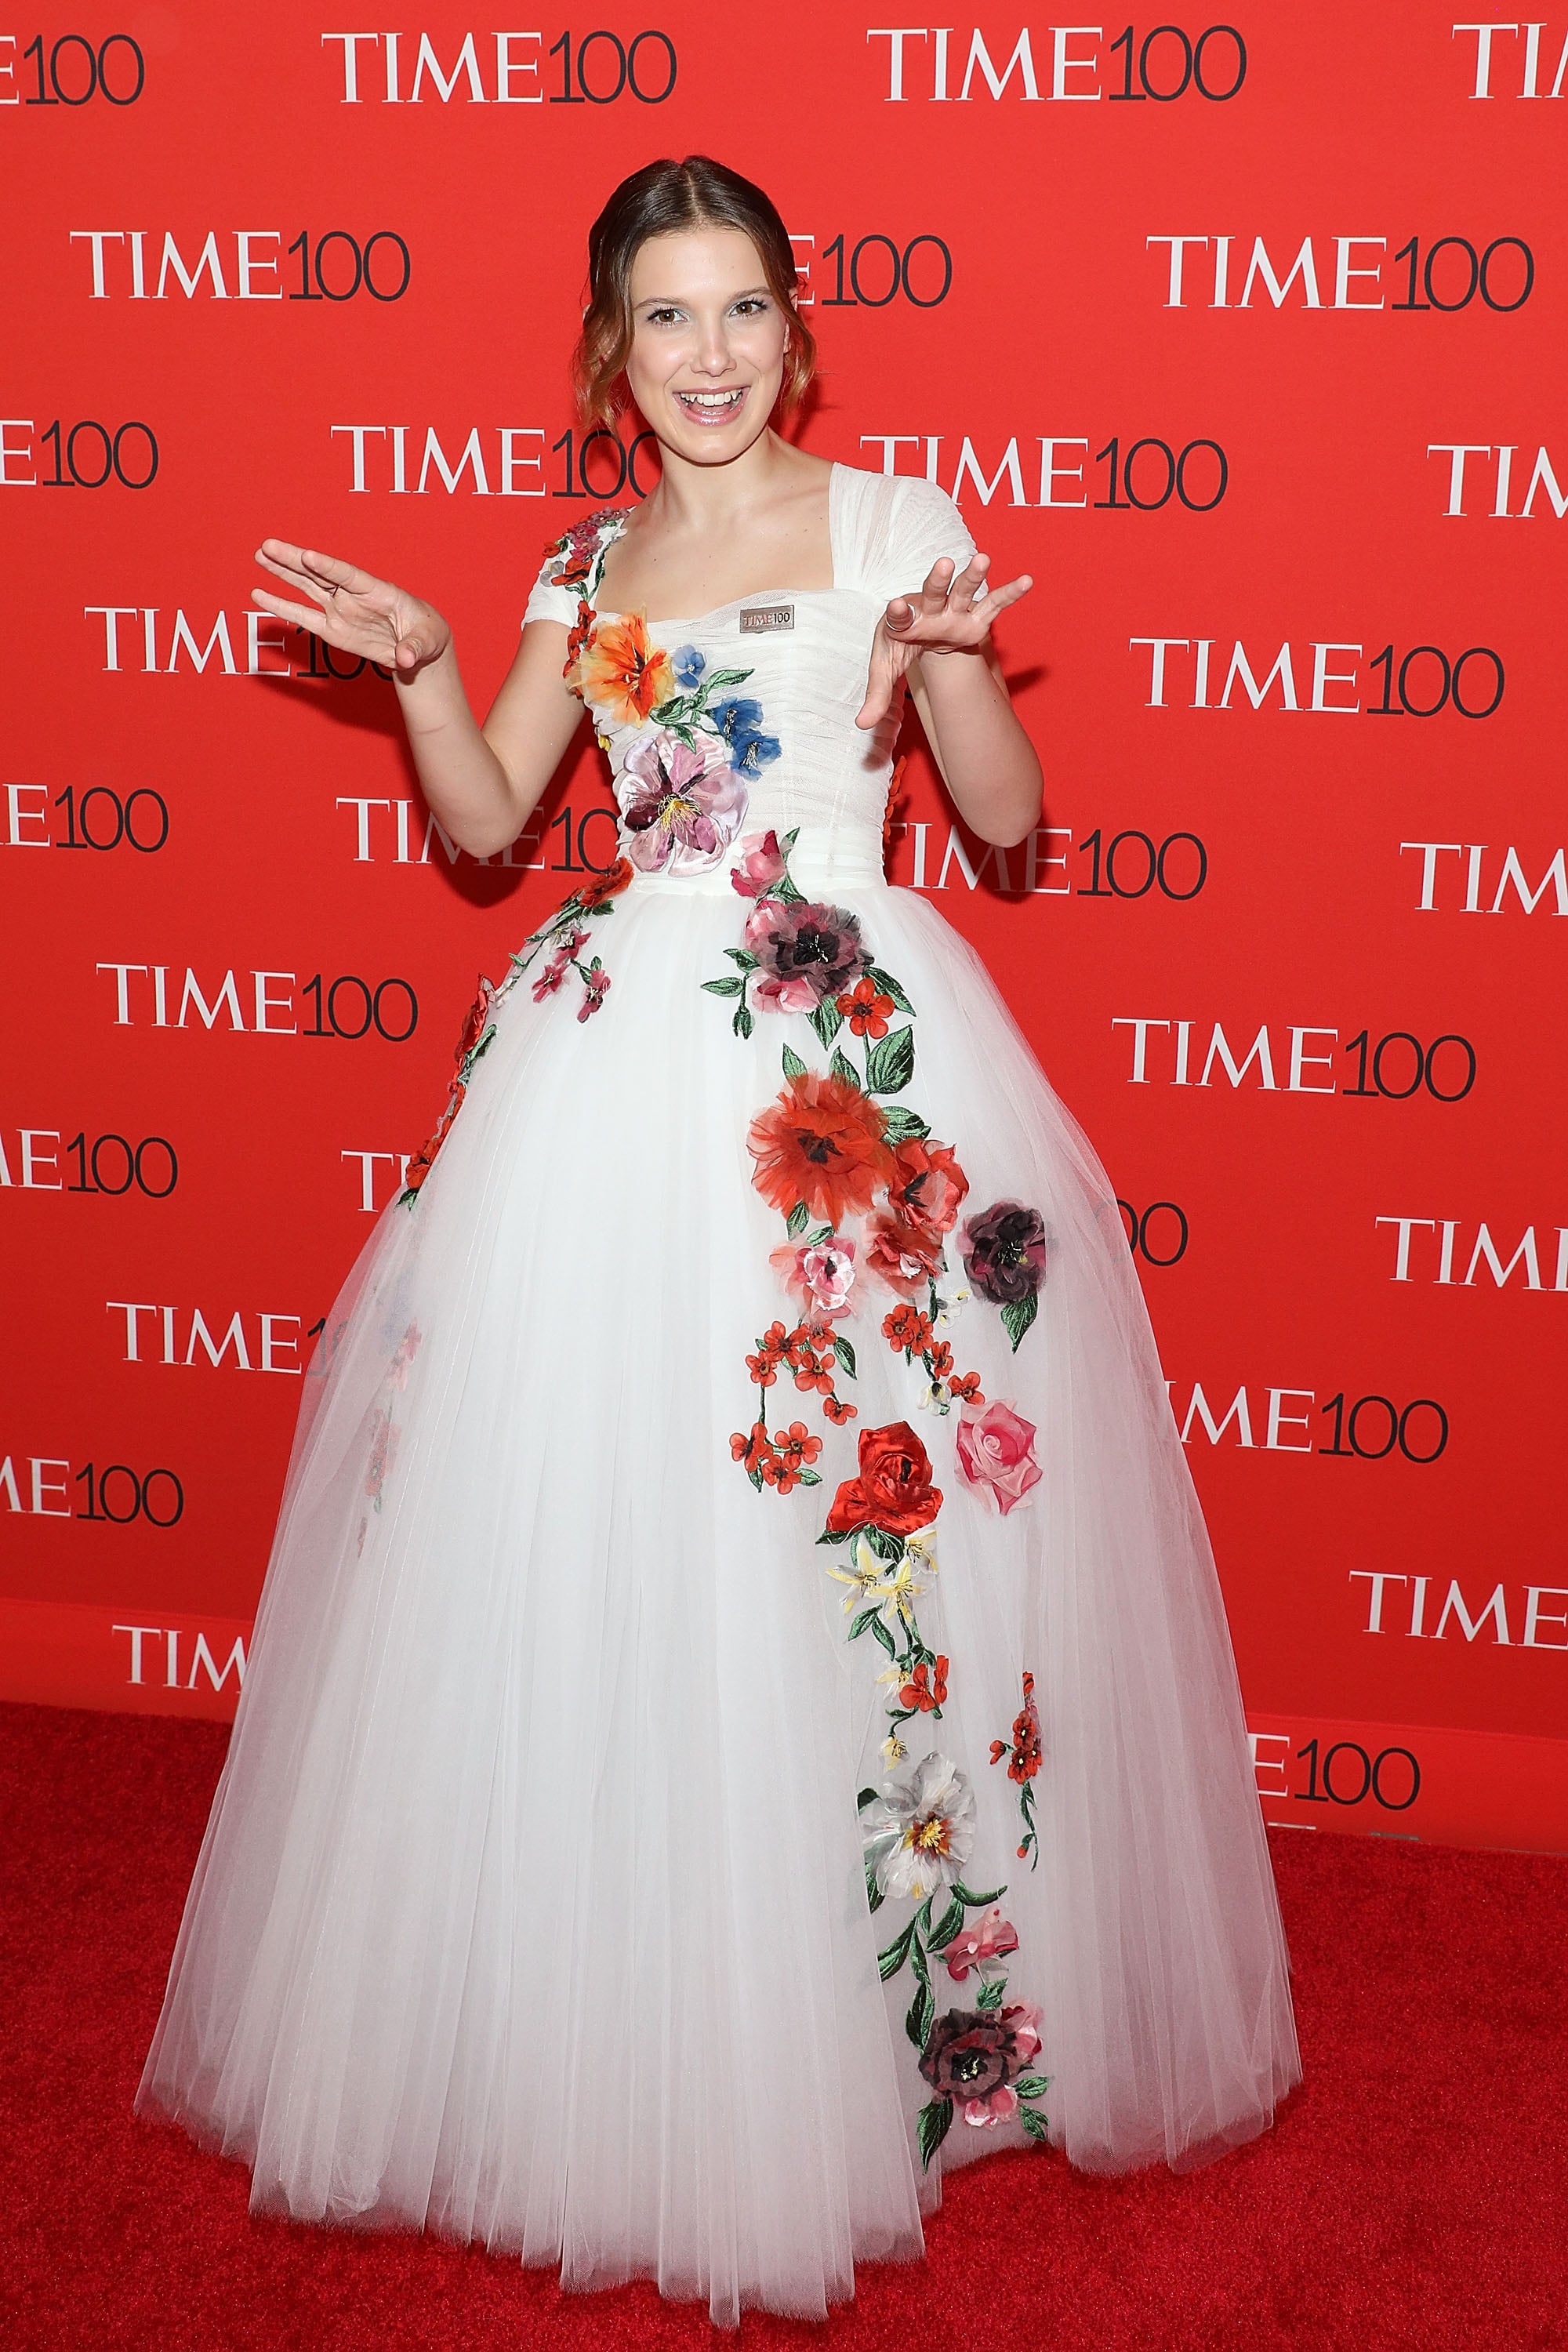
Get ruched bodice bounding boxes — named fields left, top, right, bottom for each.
left=521, top=462, right=977, bottom=894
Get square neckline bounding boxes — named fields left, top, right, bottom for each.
left=590, top=459, right=845, bottom=633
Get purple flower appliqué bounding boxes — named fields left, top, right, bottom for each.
left=619, top=729, right=749, bottom=875
left=959, top=1201, right=1049, bottom=1307
left=743, top=897, right=869, bottom=1015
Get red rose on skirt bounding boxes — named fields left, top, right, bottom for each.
left=887, top=1135, right=968, bottom=1236
left=863, top=1212, right=943, bottom=1298
left=826, top=1420, right=942, bottom=1536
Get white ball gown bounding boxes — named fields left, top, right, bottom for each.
left=136, top=461, right=1300, bottom=2324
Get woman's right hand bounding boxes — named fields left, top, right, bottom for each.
left=251, top=541, right=451, bottom=677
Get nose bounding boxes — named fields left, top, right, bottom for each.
left=691, top=310, right=735, bottom=377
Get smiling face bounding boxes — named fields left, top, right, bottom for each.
left=624, top=225, right=790, bottom=464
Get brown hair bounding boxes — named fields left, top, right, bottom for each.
left=573, top=156, right=817, bottom=428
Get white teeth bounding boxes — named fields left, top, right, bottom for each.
left=681, top=390, right=743, bottom=408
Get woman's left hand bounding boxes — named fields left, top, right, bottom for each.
left=855, top=552, right=1033, bottom=730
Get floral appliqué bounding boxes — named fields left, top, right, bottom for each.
left=554, top=513, right=781, bottom=880
left=358, top=1320, right=423, bottom=1554
left=960, top=1200, right=1050, bottom=1352
left=990, top=1669, right=1043, bottom=1868
left=706, top=829, right=984, bottom=1480
left=835, top=1425, right=1052, bottom=2163
left=400, top=858, right=634, bottom=1206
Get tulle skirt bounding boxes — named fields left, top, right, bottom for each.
left=136, top=843, right=1300, bottom=2324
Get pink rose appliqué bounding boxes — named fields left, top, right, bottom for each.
left=942, top=1904, right=1021, bottom=1983
left=769, top=1234, right=857, bottom=1322
left=956, top=1400, right=1042, bottom=1516
left=730, top=827, right=788, bottom=898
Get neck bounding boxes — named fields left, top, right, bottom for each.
left=645, top=427, right=798, bottom=533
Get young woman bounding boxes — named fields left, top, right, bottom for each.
left=136, top=156, right=1299, bottom=2325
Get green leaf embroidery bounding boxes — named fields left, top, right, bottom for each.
left=1019, top=2103, right=1051, bottom=2143
left=856, top=1785, right=879, bottom=1812
left=805, top=1223, right=836, bottom=1246
left=816, top=1526, right=853, bottom=1546
left=786, top=1200, right=810, bottom=1237
left=829, top=1044, right=860, bottom=1089
left=951, top=1881, right=1007, bottom=1909
left=905, top=1974, right=935, bottom=2051
left=1013, top=2073, right=1052, bottom=2100
left=863, top=1524, right=905, bottom=1564
left=879, top=1104, right=931, bottom=1144
left=865, top=1853, right=884, bottom=1912
left=975, top=1979, right=1006, bottom=2011
left=724, top=947, right=759, bottom=970
left=782, top=1043, right=808, bottom=1080
left=848, top=1606, right=881, bottom=1642
left=1000, top=1290, right=1039, bottom=1352
left=834, top=1335, right=857, bottom=1380
left=732, top=1002, right=754, bottom=1040
left=878, top=1922, right=915, bottom=1980
left=775, top=873, right=807, bottom=905
left=869, top=1615, right=897, bottom=1660
left=866, top=1023, right=916, bottom=1096
left=916, top=2097, right=954, bottom=2169
left=702, top=976, right=744, bottom=999
left=866, top=962, right=916, bottom=1014
left=928, top=1896, right=965, bottom=1953
left=809, top=996, right=844, bottom=1051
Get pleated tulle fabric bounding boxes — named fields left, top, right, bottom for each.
left=136, top=464, right=1300, bottom=2324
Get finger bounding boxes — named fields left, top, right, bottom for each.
left=255, top=546, right=337, bottom=610
left=884, top=594, right=917, bottom=636
left=945, top=552, right=993, bottom=608
left=918, top=556, right=958, bottom=604
left=250, top=586, right=332, bottom=633
left=914, top=567, right=1032, bottom=637
left=256, top=536, right=310, bottom=572
left=973, top=571, right=1033, bottom=617
left=855, top=648, right=895, bottom=729
left=296, top=547, right=366, bottom=592
left=256, top=539, right=376, bottom=598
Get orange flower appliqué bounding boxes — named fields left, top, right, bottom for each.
left=746, top=1070, right=896, bottom=1229
left=567, top=610, right=675, bottom=727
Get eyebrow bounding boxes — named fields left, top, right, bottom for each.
left=633, top=284, right=771, bottom=310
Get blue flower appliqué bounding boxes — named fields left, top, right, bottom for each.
left=710, top=695, right=782, bottom=778
left=672, top=644, right=706, bottom=692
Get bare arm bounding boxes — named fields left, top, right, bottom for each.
left=251, top=542, right=586, bottom=858
left=857, top=554, right=1042, bottom=849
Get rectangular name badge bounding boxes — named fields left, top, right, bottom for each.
left=739, top=604, right=795, bottom=635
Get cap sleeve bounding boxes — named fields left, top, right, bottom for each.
left=522, top=566, right=579, bottom=629
left=856, top=473, right=978, bottom=603
left=521, top=508, right=626, bottom=629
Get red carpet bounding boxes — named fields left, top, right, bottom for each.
left=2, top=1701, right=1564, bottom=2351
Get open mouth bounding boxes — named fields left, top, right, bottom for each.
left=673, top=387, right=749, bottom=426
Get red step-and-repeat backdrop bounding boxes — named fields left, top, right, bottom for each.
left=2, top=5, right=1564, bottom=1852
